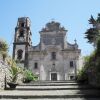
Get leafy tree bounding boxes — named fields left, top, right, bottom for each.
left=85, top=14, right=100, bottom=46
left=96, top=13, right=100, bottom=23
left=85, top=28, right=98, bottom=44
left=96, top=37, right=100, bottom=56
left=83, top=14, right=100, bottom=86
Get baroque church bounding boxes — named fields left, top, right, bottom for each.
left=13, top=17, right=82, bottom=81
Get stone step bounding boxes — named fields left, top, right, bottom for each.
left=0, top=89, right=100, bottom=99
left=19, top=84, right=81, bottom=86
left=16, top=85, right=99, bottom=90
left=0, top=94, right=100, bottom=99
left=30, top=80, right=76, bottom=83
left=1, top=99, right=100, bottom=100
left=29, top=80, right=77, bottom=84
left=1, top=81, right=100, bottom=99
left=21, top=82, right=82, bottom=86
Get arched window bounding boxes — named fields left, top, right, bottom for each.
left=17, top=49, right=23, bottom=60
left=19, top=30, right=24, bottom=37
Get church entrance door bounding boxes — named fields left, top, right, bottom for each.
left=51, top=73, right=57, bottom=81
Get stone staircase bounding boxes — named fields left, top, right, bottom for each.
left=0, top=81, right=100, bottom=100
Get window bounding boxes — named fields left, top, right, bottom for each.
left=21, top=23, right=24, bottom=27
left=51, top=52, right=56, bottom=60
left=17, top=49, right=23, bottom=60
left=19, top=30, right=24, bottom=37
left=70, top=61, right=74, bottom=67
left=34, top=62, right=38, bottom=69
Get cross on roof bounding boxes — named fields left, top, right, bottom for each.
left=74, top=39, right=77, bottom=44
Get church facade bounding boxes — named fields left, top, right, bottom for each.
left=13, top=17, right=82, bottom=81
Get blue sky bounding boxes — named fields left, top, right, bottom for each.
left=0, top=0, right=100, bottom=56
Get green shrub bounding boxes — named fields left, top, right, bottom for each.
left=23, top=69, right=38, bottom=83
left=0, top=40, right=8, bottom=52
left=0, top=39, right=8, bottom=61
left=77, top=68, right=88, bottom=83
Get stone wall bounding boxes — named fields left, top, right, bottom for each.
left=0, top=54, right=11, bottom=89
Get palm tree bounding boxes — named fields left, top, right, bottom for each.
left=85, top=14, right=100, bottom=46
left=0, top=39, right=8, bottom=61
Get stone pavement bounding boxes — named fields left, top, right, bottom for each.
left=0, top=81, right=100, bottom=100
left=1, top=99, right=100, bottom=100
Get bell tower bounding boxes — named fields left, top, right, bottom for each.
left=13, top=17, right=32, bottom=68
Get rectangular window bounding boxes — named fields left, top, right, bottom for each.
left=34, top=62, right=38, bottom=69
left=51, top=52, right=56, bottom=60
left=70, top=61, right=74, bottom=67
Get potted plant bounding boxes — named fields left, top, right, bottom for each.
left=23, top=69, right=37, bottom=83
left=7, top=82, right=18, bottom=89
left=7, top=61, right=22, bottom=89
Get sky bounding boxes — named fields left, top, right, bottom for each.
left=0, top=0, right=100, bottom=56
